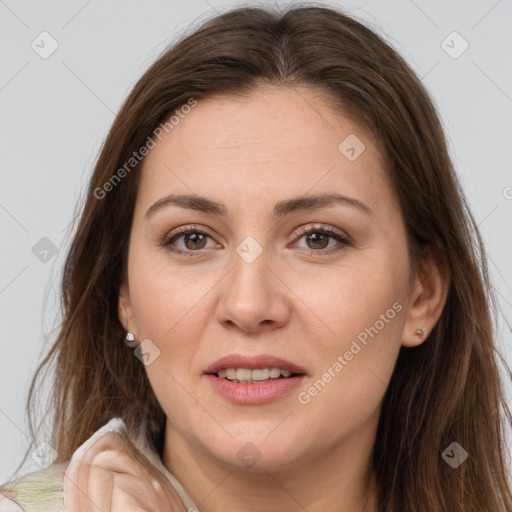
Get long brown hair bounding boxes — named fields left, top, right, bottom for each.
left=8, top=3, right=512, bottom=510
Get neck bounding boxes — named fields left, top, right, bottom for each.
left=162, top=414, right=380, bottom=512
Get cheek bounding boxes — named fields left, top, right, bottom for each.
left=128, top=244, right=216, bottom=343
left=126, top=252, right=220, bottom=415
left=295, top=254, right=405, bottom=410
left=127, top=256, right=213, bottom=423
left=299, top=249, right=406, bottom=341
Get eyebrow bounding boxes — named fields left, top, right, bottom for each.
left=144, top=192, right=374, bottom=220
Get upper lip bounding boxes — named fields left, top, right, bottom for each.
left=204, top=354, right=307, bottom=375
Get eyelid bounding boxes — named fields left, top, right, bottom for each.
left=166, top=223, right=215, bottom=239
left=291, top=223, right=349, bottom=242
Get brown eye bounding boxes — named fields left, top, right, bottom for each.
left=162, top=226, right=218, bottom=256
left=182, top=232, right=208, bottom=250
left=304, top=232, right=330, bottom=250
left=293, top=224, right=351, bottom=255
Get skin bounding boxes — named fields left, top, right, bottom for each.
left=63, top=430, right=186, bottom=511
left=117, top=85, right=449, bottom=512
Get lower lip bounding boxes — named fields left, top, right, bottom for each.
left=205, top=374, right=306, bottom=405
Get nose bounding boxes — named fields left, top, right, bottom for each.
left=216, top=245, right=291, bottom=333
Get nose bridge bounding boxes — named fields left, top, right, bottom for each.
left=218, top=235, right=289, bottom=331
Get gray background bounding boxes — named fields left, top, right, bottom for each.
left=1, top=0, right=511, bottom=481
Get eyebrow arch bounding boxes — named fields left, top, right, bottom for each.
left=145, top=192, right=374, bottom=220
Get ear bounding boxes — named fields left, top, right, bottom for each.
left=118, top=280, right=138, bottom=339
left=402, top=246, right=450, bottom=347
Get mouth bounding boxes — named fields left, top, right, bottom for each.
left=204, top=356, right=307, bottom=404
left=203, top=353, right=308, bottom=384
left=209, top=367, right=305, bottom=384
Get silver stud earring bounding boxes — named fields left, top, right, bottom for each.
left=124, top=331, right=137, bottom=348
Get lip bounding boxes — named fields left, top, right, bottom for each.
left=203, top=353, right=307, bottom=375
left=206, top=374, right=306, bottom=405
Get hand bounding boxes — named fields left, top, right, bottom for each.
left=63, top=428, right=188, bottom=512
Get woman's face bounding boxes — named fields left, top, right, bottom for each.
left=119, top=85, right=418, bottom=471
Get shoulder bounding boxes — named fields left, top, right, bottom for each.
left=0, top=461, right=67, bottom=512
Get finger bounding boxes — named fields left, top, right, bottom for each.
left=90, top=447, right=144, bottom=478
left=106, top=470, right=189, bottom=512
left=85, top=465, right=115, bottom=512
left=108, top=474, right=155, bottom=512
left=63, top=428, right=187, bottom=511
left=65, top=453, right=115, bottom=512
left=64, top=431, right=136, bottom=512
left=64, top=451, right=92, bottom=512
left=85, top=431, right=151, bottom=482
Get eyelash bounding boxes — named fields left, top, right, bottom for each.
left=160, top=223, right=351, bottom=258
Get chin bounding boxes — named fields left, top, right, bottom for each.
left=208, top=435, right=306, bottom=473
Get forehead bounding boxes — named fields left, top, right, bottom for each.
left=136, top=85, right=391, bottom=217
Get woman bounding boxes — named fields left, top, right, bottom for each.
left=1, top=4, right=511, bottom=511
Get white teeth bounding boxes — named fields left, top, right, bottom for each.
left=236, top=368, right=252, bottom=381
left=225, top=368, right=237, bottom=379
left=269, top=368, right=281, bottom=378
left=215, top=367, right=297, bottom=382
left=251, top=368, right=270, bottom=381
